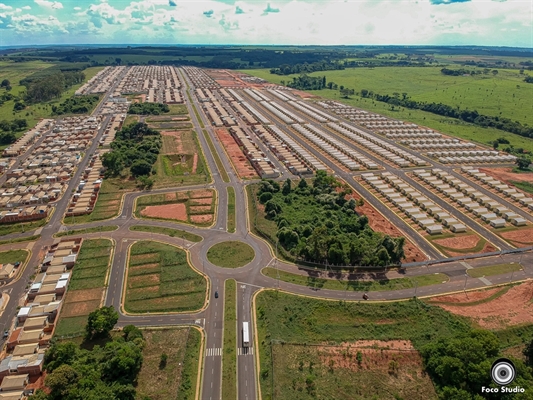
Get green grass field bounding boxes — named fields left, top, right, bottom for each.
left=65, top=180, right=123, bottom=225
left=222, top=279, right=237, bottom=400
left=0, top=217, right=47, bottom=236
left=466, top=263, right=522, bottom=278
left=227, top=187, right=236, bottom=233
left=202, top=129, right=230, bottom=182
left=125, top=241, right=206, bottom=313
left=129, top=225, right=203, bottom=242
left=242, top=68, right=533, bottom=153
left=135, top=328, right=200, bottom=400
left=54, top=239, right=113, bottom=337
left=0, top=249, right=28, bottom=266
left=206, top=241, right=255, bottom=268
left=54, top=225, right=118, bottom=238
left=0, top=235, right=40, bottom=246
left=263, top=268, right=448, bottom=292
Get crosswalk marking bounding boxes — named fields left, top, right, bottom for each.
left=205, top=348, right=222, bottom=357
left=238, top=347, right=253, bottom=356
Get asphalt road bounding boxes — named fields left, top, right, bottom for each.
left=1, top=66, right=532, bottom=400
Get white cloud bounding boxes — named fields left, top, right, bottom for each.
left=0, top=3, right=12, bottom=11
left=74, top=7, right=81, bottom=11
left=21, top=6, right=31, bottom=10
left=34, top=0, right=63, bottom=10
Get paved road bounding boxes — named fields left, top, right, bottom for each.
left=1, top=66, right=532, bottom=400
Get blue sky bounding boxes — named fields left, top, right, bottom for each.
left=0, top=0, right=531, bottom=47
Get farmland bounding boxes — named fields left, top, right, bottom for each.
left=64, top=180, right=123, bottom=224
left=242, top=67, right=533, bottom=153
left=124, top=241, right=206, bottom=313
left=54, top=239, right=113, bottom=337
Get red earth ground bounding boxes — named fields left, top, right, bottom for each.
left=214, top=128, right=258, bottom=179
left=140, top=203, right=188, bottom=221
left=433, top=234, right=479, bottom=249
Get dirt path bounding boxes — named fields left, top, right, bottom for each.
left=192, top=153, right=198, bottom=174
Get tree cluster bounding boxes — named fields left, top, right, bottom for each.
left=21, top=70, right=85, bottom=103
left=34, top=321, right=144, bottom=400
left=257, top=172, right=404, bottom=266
left=422, top=330, right=533, bottom=399
left=361, top=91, right=533, bottom=140
left=52, top=95, right=100, bottom=115
left=128, top=102, right=169, bottom=115
left=270, top=60, right=345, bottom=75
left=0, top=118, right=28, bottom=145
left=524, top=76, right=533, bottom=84
left=440, top=68, right=482, bottom=76
left=101, top=122, right=161, bottom=178
left=286, top=74, right=327, bottom=91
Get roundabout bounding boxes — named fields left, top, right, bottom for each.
left=206, top=240, right=256, bottom=268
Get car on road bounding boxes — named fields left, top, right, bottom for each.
left=3, top=330, right=8, bottom=339
left=214, top=291, right=219, bottom=298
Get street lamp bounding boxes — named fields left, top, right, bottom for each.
left=463, top=272, right=468, bottom=294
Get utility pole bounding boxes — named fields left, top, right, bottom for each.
left=463, top=272, right=468, bottom=294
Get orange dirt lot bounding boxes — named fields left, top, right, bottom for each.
left=61, top=299, right=101, bottom=318
left=433, top=281, right=533, bottom=329
left=215, top=128, right=258, bottom=179
left=192, top=153, right=198, bottom=174
left=165, top=193, right=177, bottom=201
left=348, top=188, right=427, bottom=262
left=189, top=205, right=212, bottom=213
left=444, top=241, right=498, bottom=257
left=141, top=203, right=187, bottom=221
left=190, top=214, right=213, bottom=224
left=429, top=287, right=501, bottom=304
left=189, top=197, right=213, bottom=205
left=128, top=274, right=160, bottom=287
left=64, top=288, right=102, bottom=303
left=500, top=227, right=533, bottom=244
left=480, top=167, right=533, bottom=185
left=433, top=234, right=479, bottom=249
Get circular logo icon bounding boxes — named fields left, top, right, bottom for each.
left=491, top=358, right=516, bottom=386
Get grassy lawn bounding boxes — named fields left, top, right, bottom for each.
left=123, top=114, right=140, bottom=126
left=187, top=94, right=205, bottom=129
left=0, top=249, right=28, bottom=266
left=467, top=263, right=523, bottom=278
left=255, top=291, right=472, bottom=400
left=0, top=235, right=40, bottom=246
left=0, top=217, right=47, bottom=236
left=54, top=239, right=113, bottom=338
left=202, top=129, right=230, bottom=182
left=136, top=189, right=215, bottom=227
left=511, top=181, right=533, bottom=194
left=263, top=267, right=448, bottom=292
left=222, top=279, right=237, bottom=400
left=65, top=180, right=123, bottom=224
left=426, top=232, right=488, bottom=256
left=130, top=225, right=203, bottom=242
left=54, top=225, right=118, bottom=238
left=152, top=129, right=211, bottom=188
left=227, top=187, right=236, bottom=233
left=135, top=328, right=201, bottom=400
left=125, top=241, right=207, bottom=313
left=206, top=241, right=255, bottom=268
left=241, top=68, right=533, bottom=153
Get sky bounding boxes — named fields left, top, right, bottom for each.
left=0, top=0, right=531, bottom=47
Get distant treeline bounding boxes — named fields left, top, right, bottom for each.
left=270, top=61, right=345, bottom=75
left=20, top=65, right=86, bottom=103
left=128, top=102, right=169, bottom=115
left=285, top=75, right=327, bottom=90
left=360, top=91, right=533, bottom=139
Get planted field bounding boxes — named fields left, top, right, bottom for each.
left=262, top=267, right=448, bottom=292
left=54, top=239, right=113, bottom=338
left=65, top=180, right=123, bottom=224
left=136, top=189, right=216, bottom=227
left=0, top=249, right=28, bottom=266
left=466, top=263, right=522, bottom=278
left=124, top=241, right=206, bottom=313
left=242, top=68, right=533, bottom=153
left=54, top=225, right=118, bottom=238
left=222, top=279, right=237, bottom=400
left=207, top=241, right=255, bottom=268
left=0, top=217, right=47, bottom=236
left=135, top=328, right=201, bottom=400
left=255, top=291, right=472, bottom=400
left=129, top=225, right=202, bottom=242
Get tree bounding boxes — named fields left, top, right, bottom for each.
left=492, top=141, right=499, bottom=150
left=130, top=160, right=152, bottom=177
left=0, top=79, right=10, bottom=87
left=45, top=341, right=79, bottom=372
left=360, top=89, right=369, bottom=97
left=516, top=157, right=531, bottom=170
left=102, top=151, right=124, bottom=176
left=492, top=69, right=499, bottom=75
left=45, top=364, right=79, bottom=400
left=86, top=306, right=119, bottom=340
left=102, top=341, right=143, bottom=384
left=282, top=178, right=291, bottom=195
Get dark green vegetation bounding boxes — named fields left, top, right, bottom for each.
left=0, top=117, right=27, bottom=145
left=35, top=321, right=143, bottom=400
left=262, top=267, right=448, bottom=291
left=102, top=122, right=161, bottom=180
left=135, top=328, right=201, bottom=400
left=85, top=306, right=119, bottom=340
left=52, top=95, right=100, bottom=115
left=21, top=67, right=85, bottom=103
left=252, top=173, right=404, bottom=266
left=286, top=75, right=327, bottom=90
left=128, top=102, right=169, bottom=115
left=206, top=241, right=255, bottom=268
left=511, top=181, right=533, bottom=194
left=125, top=241, right=206, bottom=313
left=54, top=225, right=118, bottom=238
left=256, top=291, right=533, bottom=400
left=0, top=249, right=28, bottom=266
left=227, top=187, right=236, bottom=233
left=129, top=225, right=203, bottom=242
left=222, top=279, right=237, bottom=399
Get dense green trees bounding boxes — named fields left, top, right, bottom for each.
left=286, top=74, right=328, bottom=91
left=102, top=122, right=161, bottom=178
left=52, top=95, right=100, bottom=115
left=257, top=172, right=404, bottom=266
left=86, top=306, right=119, bottom=340
left=128, top=102, right=169, bottom=115
left=0, top=118, right=28, bottom=145
left=38, top=320, right=144, bottom=400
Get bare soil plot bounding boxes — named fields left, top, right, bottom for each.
left=63, top=288, right=102, bottom=303
left=141, top=203, right=188, bottom=221
left=128, top=273, right=160, bottom=289
left=189, top=189, right=213, bottom=198
left=270, top=341, right=437, bottom=400
left=190, top=214, right=213, bottom=224
left=214, top=128, right=258, bottom=179
left=500, top=227, right=533, bottom=245
left=433, top=234, right=479, bottom=249
left=431, top=281, right=533, bottom=329
left=189, top=197, right=213, bottom=205
left=429, top=287, right=502, bottom=304
left=130, top=253, right=160, bottom=265
left=129, top=263, right=161, bottom=276
left=480, top=167, right=533, bottom=185
left=61, top=299, right=102, bottom=318
left=189, top=205, right=212, bottom=213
